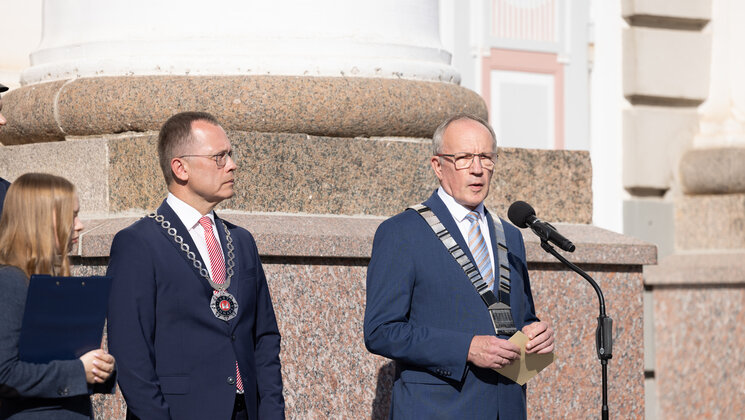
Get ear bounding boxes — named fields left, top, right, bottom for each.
left=430, top=155, right=444, bottom=182
left=171, top=157, right=189, bottom=183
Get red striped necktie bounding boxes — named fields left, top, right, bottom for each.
left=199, top=216, right=244, bottom=392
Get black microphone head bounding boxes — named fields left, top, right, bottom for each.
left=507, top=201, right=536, bottom=229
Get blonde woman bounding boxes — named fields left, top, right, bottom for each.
left=0, top=173, right=115, bottom=420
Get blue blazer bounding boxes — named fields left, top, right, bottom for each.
left=364, top=191, right=539, bottom=419
left=107, top=201, right=284, bottom=420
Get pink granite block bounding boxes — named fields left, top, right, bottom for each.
left=527, top=266, right=645, bottom=419
left=652, top=287, right=745, bottom=419
left=77, top=261, right=646, bottom=419
left=69, top=215, right=649, bottom=419
left=263, top=262, right=372, bottom=419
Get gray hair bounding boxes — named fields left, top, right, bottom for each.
left=432, top=113, right=497, bottom=155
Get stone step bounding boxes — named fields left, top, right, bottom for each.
left=73, top=213, right=655, bottom=266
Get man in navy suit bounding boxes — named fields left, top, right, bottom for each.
left=364, top=114, right=554, bottom=419
left=107, top=112, right=284, bottom=420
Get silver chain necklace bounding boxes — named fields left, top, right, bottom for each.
left=147, top=212, right=239, bottom=321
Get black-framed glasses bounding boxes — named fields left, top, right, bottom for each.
left=436, top=152, right=497, bottom=170
left=178, top=150, right=233, bottom=168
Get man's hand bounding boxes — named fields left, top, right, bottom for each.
left=523, top=321, right=555, bottom=354
left=467, top=335, right=521, bottom=369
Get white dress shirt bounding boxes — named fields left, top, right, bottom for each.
left=166, top=193, right=224, bottom=281
left=437, top=187, right=495, bottom=275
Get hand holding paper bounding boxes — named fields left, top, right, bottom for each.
left=467, top=335, right=522, bottom=369
left=494, top=331, right=556, bottom=385
left=523, top=320, right=555, bottom=354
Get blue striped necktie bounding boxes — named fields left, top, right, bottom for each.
left=465, top=211, right=494, bottom=289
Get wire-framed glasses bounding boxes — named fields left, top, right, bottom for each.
left=178, top=150, right=233, bottom=168
left=436, top=152, right=497, bottom=170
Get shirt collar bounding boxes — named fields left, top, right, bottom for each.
left=166, top=192, right=215, bottom=231
left=436, top=187, right=486, bottom=223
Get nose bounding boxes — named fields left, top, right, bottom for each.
left=74, top=216, right=84, bottom=233
left=225, top=152, right=237, bottom=171
left=0, top=112, right=6, bottom=126
left=469, top=155, right=484, bottom=174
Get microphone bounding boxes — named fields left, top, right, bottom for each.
left=507, top=201, right=576, bottom=252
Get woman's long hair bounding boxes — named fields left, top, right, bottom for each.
left=0, top=173, right=77, bottom=277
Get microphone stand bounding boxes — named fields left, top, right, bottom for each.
left=539, top=240, right=613, bottom=420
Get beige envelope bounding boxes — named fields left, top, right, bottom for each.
left=493, top=331, right=556, bottom=385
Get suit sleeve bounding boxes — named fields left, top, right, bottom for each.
left=363, top=220, right=474, bottom=382
left=247, top=236, right=285, bottom=419
left=0, top=268, right=88, bottom=399
left=107, top=229, right=171, bottom=420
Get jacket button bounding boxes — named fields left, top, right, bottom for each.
left=57, top=387, right=69, bottom=396
left=227, top=376, right=236, bottom=385
left=231, top=334, right=236, bottom=341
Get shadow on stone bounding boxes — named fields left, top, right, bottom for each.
left=371, top=361, right=395, bottom=420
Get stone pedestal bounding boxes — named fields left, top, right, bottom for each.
left=645, top=150, right=745, bottom=418
left=643, top=1, right=745, bottom=416
left=72, top=211, right=652, bottom=419
left=645, top=252, right=745, bottom=419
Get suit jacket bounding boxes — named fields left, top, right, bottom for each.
left=107, top=201, right=284, bottom=420
left=0, top=265, right=114, bottom=420
left=364, top=191, right=540, bottom=420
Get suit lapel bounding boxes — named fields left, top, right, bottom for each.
left=422, top=191, right=478, bottom=268
left=484, top=210, right=499, bottom=278
left=486, top=210, right=514, bottom=306
left=156, top=201, right=214, bottom=295
left=214, top=213, right=240, bottom=331
left=214, top=215, right=240, bottom=296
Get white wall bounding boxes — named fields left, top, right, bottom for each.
left=563, top=0, right=591, bottom=151
left=0, top=0, right=42, bottom=88
left=439, top=0, right=480, bottom=94
left=589, top=0, right=625, bottom=232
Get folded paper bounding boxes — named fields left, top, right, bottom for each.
left=494, top=330, right=556, bottom=385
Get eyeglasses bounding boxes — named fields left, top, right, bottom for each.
left=178, top=150, right=233, bottom=168
left=436, top=152, right=497, bottom=170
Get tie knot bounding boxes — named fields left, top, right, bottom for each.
left=465, top=211, right=480, bottom=224
left=198, top=215, right=213, bottom=230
